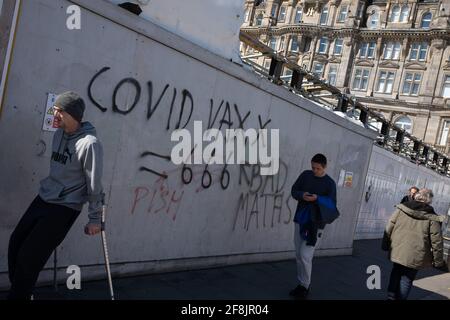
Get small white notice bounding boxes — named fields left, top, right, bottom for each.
left=42, top=93, right=58, bottom=132
left=338, top=169, right=346, bottom=187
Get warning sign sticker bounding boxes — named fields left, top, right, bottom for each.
left=344, top=172, right=354, bottom=188
left=42, top=93, right=57, bottom=132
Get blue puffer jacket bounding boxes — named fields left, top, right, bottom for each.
left=294, top=196, right=339, bottom=246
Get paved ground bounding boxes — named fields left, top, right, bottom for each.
left=1, top=239, right=449, bottom=300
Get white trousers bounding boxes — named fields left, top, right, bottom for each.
left=294, top=223, right=324, bottom=288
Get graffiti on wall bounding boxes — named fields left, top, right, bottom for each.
left=88, top=66, right=296, bottom=229
left=233, top=161, right=294, bottom=231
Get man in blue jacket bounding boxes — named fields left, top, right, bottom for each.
left=7, top=91, right=104, bottom=300
left=289, top=154, right=337, bottom=299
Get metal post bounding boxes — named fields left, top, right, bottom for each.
left=413, top=141, right=420, bottom=157
left=338, top=95, right=349, bottom=113
left=442, top=157, right=448, bottom=172
left=359, top=109, right=368, bottom=125
left=290, top=69, right=304, bottom=90
left=422, top=146, right=429, bottom=165
left=395, top=130, right=404, bottom=153
left=380, top=122, right=389, bottom=146
left=268, top=58, right=283, bottom=84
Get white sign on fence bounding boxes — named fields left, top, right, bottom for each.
left=42, top=93, right=57, bottom=132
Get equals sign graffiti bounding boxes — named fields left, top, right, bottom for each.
left=140, top=151, right=171, bottom=179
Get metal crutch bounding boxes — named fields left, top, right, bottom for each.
left=101, top=202, right=115, bottom=300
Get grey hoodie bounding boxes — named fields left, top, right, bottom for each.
left=39, top=122, right=104, bottom=224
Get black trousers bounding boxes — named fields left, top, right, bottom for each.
left=8, top=196, right=80, bottom=300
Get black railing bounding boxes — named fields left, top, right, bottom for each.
left=239, top=30, right=450, bottom=177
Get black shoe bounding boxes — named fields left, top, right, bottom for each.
left=289, top=284, right=309, bottom=299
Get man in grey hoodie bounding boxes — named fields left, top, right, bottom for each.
left=7, top=91, right=104, bottom=300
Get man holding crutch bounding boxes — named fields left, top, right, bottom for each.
left=7, top=91, right=104, bottom=300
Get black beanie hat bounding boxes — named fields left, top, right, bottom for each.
left=54, top=91, right=85, bottom=122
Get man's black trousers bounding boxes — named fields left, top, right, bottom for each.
left=8, top=196, right=80, bottom=300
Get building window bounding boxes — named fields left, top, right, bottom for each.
left=357, top=2, right=364, bottom=18
left=269, top=37, right=277, bottom=50
left=402, top=72, right=422, bottom=96
left=318, top=37, right=329, bottom=54
left=302, top=37, right=312, bottom=52
left=313, top=62, right=324, bottom=77
left=291, top=36, right=299, bottom=52
left=383, top=42, right=401, bottom=60
left=270, top=4, right=278, bottom=18
left=263, top=59, right=271, bottom=71
left=337, top=5, right=348, bottom=23
left=320, top=6, right=329, bottom=25
left=255, top=13, right=263, bottom=26
left=352, top=68, right=370, bottom=90
left=377, top=71, right=396, bottom=93
left=400, top=5, right=409, bottom=22
left=333, top=39, right=343, bottom=55
left=394, top=116, right=412, bottom=134
left=240, top=43, right=246, bottom=54
left=421, top=12, right=432, bottom=28
left=389, top=5, right=409, bottom=23
left=279, top=36, right=285, bottom=51
left=439, top=120, right=450, bottom=146
left=283, top=68, right=292, bottom=77
left=244, top=9, right=250, bottom=23
left=281, top=68, right=293, bottom=83
left=389, top=5, right=401, bottom=22
left=368, top=11, right=380, bottom=29
left=294, top=7, right=303, bottom=23
left=255, top=0, right=266, bottom=6
left=359, top=42, right=376, bottom=58
left=443, top=75, right=450, bottom=98
left=278, top=6, right=287, bottom=22
left=328, top=65, right=338, bottom=86
left=409, top=42, right=428, bottom=61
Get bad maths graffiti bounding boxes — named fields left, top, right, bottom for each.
left=87, top=66, right=295, bottom=230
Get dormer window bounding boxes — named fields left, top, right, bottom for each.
left=294, top=7, right=302, bottom=23
left=420, top=12, right=432, bottom=28
left=368, top=10, right=380, bottom=29
left=400, top=5, right=409, bottom=22
left=278, top=6, right=287, bottom=22
left=320, top=6, right=329, bottom=25
left=255, top=13, right=263, bottom=26
left=389, top=5, right=400, bottom=22
left=337, top=5, right=348, bottom=23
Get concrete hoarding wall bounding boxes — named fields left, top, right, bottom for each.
left=355, top=145, right=450, bottom=240
left=0, top=0, right=376, bottom=287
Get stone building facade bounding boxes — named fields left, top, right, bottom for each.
left=241, top=0, right=450, bottom=153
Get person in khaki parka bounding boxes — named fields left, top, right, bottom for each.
left=382, top=188, right=447, bottom=300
